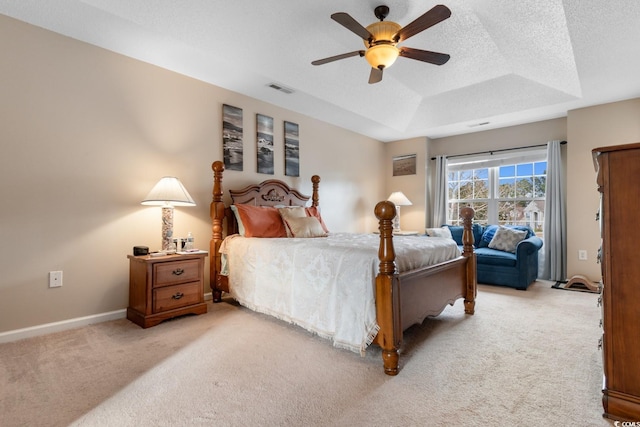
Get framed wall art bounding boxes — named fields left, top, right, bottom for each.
left=256, top=114, right=274, bottom=174
left=222, top=104, right=243, bottom=171
left=284, top=121, right=300, bottom=177
left=392, top=154, right=417, bottom=176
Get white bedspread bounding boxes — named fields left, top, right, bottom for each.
left=220, top=233, right=460, bottom=354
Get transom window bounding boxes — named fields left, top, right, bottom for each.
left=446, top=150, right=547, bottom=236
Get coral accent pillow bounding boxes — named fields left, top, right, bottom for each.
left=232, top=204, right=287, bottom=238
left=305, top=206, right=329, bottom=233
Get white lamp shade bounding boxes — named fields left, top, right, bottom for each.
left=141, top=177, right=196, bottom=207
left=387, top=191, right=412, bottom=206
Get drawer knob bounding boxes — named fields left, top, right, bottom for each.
left=172, top=268, right=184, bottom=276
left=172, top=292, right=184, bottom=300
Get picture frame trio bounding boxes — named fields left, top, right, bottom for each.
left=222, top=104, right=299, bottom=177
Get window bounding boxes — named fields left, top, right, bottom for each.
left=446, top=150, right=547, bottom=236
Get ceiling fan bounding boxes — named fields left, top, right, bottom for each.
left=312, top=4, right=451, bottom=84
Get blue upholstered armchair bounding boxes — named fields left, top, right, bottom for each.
left=443, top=224, right=543, bottom=290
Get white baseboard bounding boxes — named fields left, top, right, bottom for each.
left=0, top=292, right=214, bottom=344
left=0, top=309, right=126, bottom=344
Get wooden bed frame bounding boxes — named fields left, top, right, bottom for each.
left=209, top=161, right=477, bottom=375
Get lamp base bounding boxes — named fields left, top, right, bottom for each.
left=161, top=206, right=174, bottom=251
left=393, top=205, right=401, bottom=232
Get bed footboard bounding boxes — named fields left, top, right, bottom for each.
left=374, top=202, right=476, bottom=376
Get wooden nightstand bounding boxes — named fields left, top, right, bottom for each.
left=127, top=252, right=208, bottom=328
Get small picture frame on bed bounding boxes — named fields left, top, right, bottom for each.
left=392, top=154, right=417, bottom=176
left=284, top=121, right=300, bottom=177
left=256, top=114, right=274, bottom=174
left=222, top=104, right=243, bottom=171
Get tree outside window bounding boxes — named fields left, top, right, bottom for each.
left=447, top=161, right=547, bottom=236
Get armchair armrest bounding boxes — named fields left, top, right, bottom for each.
left=515, top=236, right=543, bottom=259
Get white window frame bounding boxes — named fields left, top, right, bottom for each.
left=446, top=148, right=547, bottom=232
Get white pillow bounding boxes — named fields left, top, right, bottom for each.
left=488, top=226, right=528, bottom=253
left=229, top=205, right=245, bottom=236
left=425, top=227, right=453, bottom=239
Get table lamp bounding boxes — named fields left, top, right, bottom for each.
left=141, top=177, right=196, bottom=251
left=387, top=191, right=412, bottom=232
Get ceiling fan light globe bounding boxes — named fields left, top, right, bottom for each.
left=365, top=44, right=399, bottom=69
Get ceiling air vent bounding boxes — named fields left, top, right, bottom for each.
left=267, top=83, right=295, bottom=94
left=468, top=121, right=490, bottom=128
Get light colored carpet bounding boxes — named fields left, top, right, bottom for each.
left=1, top=281, right=614, bottom=426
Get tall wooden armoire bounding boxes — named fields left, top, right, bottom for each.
left=593, top=142, right=640, bottom=421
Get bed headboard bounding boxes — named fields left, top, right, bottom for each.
left=230, top=179, right=314, bottom=207
left=226, top=177, right=318, bottom=235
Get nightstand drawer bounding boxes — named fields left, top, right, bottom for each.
left=154, top=259, right=200, bottom=287
left=154, top=282, right=201, bottom=312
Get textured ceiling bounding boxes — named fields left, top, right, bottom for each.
left=2, top=0, right=640, bottom=142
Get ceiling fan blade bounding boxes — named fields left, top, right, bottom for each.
left=368, top=67, right=383, bottom=84
left=399, top=47, right=450, bottom=65
left=394, top=4, right=451, bottom=42
left=312, top=50, right=365, bottom=66
left=331, top=12, right=374, bottom=40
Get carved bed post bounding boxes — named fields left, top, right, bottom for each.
left=460, top=206, right=477, bottom=314
left=210, top=161, right=226, bottom=302
left=311, top=175, right=320, bottom=207
left=374, top=201, right=402, bottom=375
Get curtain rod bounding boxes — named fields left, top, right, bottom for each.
left=430, top=140, right=567, bottom=161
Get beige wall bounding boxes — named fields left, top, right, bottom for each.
left=0, top=16, right=384, bottom=333
left=384, top=137, right=428, bottom=232
left=566, top=98, right=640, bottom=280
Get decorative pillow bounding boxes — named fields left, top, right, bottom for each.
left=425, top=227, right=453, bottom=239
left=480, top=224, right=532, bottom=247
left=305, top=206, right=329, bottom=233
left=278, top=207, right=308, bottom=237
left=232, top=204, right=288, bottom=238
left=285, top=216, right=327, bottom=238
left=479, top=225, right=500, bottom=247
left=488, top=226, right=528, bottom=253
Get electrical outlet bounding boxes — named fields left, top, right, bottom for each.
left=49, top=271, right=63, bottom=288
left=578, top=250, right=587, bottom=261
